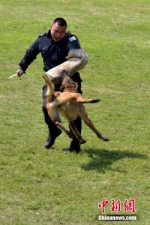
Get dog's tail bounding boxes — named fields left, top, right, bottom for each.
left=77, top=98, right=100, bottom=103
left=43, top=75, right=55, bottom=100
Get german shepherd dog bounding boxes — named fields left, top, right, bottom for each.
left=43, top=70, right=109, bottom=144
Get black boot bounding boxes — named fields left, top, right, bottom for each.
left=44, top=128, right=62, bottom=149
left=69, top=138, right=81, bottom=153
left=69, top=117, right=82, bottom=153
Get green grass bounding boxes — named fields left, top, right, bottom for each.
left=0, top=0, right=150, bottom=224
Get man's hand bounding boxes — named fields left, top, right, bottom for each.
left=17, top=69, right=24, bottom=77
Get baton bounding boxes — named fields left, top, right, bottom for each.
left=8, top=73, right=18, bottom=79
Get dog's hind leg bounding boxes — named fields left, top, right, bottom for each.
left=46, top=103, right=74, bottom=139
left=69, top=121, right=86, bottom=144
left=79, top=107, right=109, bottom=142
left=55, top=121, right=74, bottom=139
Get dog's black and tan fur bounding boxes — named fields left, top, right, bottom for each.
left=43, top=70, right=109, bottom=144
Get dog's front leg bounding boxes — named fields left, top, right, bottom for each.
left=69, top=121, right=86, bottom=144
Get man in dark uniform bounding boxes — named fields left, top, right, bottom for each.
left=17, top=17, right=83, bottom=153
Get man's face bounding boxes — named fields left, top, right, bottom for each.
left=50, top=23, right=66, bottom=42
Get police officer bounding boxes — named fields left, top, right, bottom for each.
left=17, top=17, right=83, bottom=153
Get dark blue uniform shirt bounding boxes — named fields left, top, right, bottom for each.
left=19, top=30, right=82, bottom=88
left=19, top=31, right=70, bottom=72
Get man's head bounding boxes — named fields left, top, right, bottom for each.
left=50, top=18, right=67, bottom=42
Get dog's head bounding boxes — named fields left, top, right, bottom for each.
left=61, top=69, right=69, bottom=80
left=60, top=70, right=77, bottom=91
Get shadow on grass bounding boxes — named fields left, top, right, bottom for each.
left=81, top=149, right=147, bottom=173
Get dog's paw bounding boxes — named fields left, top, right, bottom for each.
left=80, top=139, right=87, bottom=144
left=67, top=132, right=75, bottom=139
left=91, top=99, right=100, bottom=103
left=103, top=137, right=109, bottom=142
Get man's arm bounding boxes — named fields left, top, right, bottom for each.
left=17, top=39, right=40, bottom=76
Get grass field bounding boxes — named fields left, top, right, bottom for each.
left=0, top=0, right=150, bottom=224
